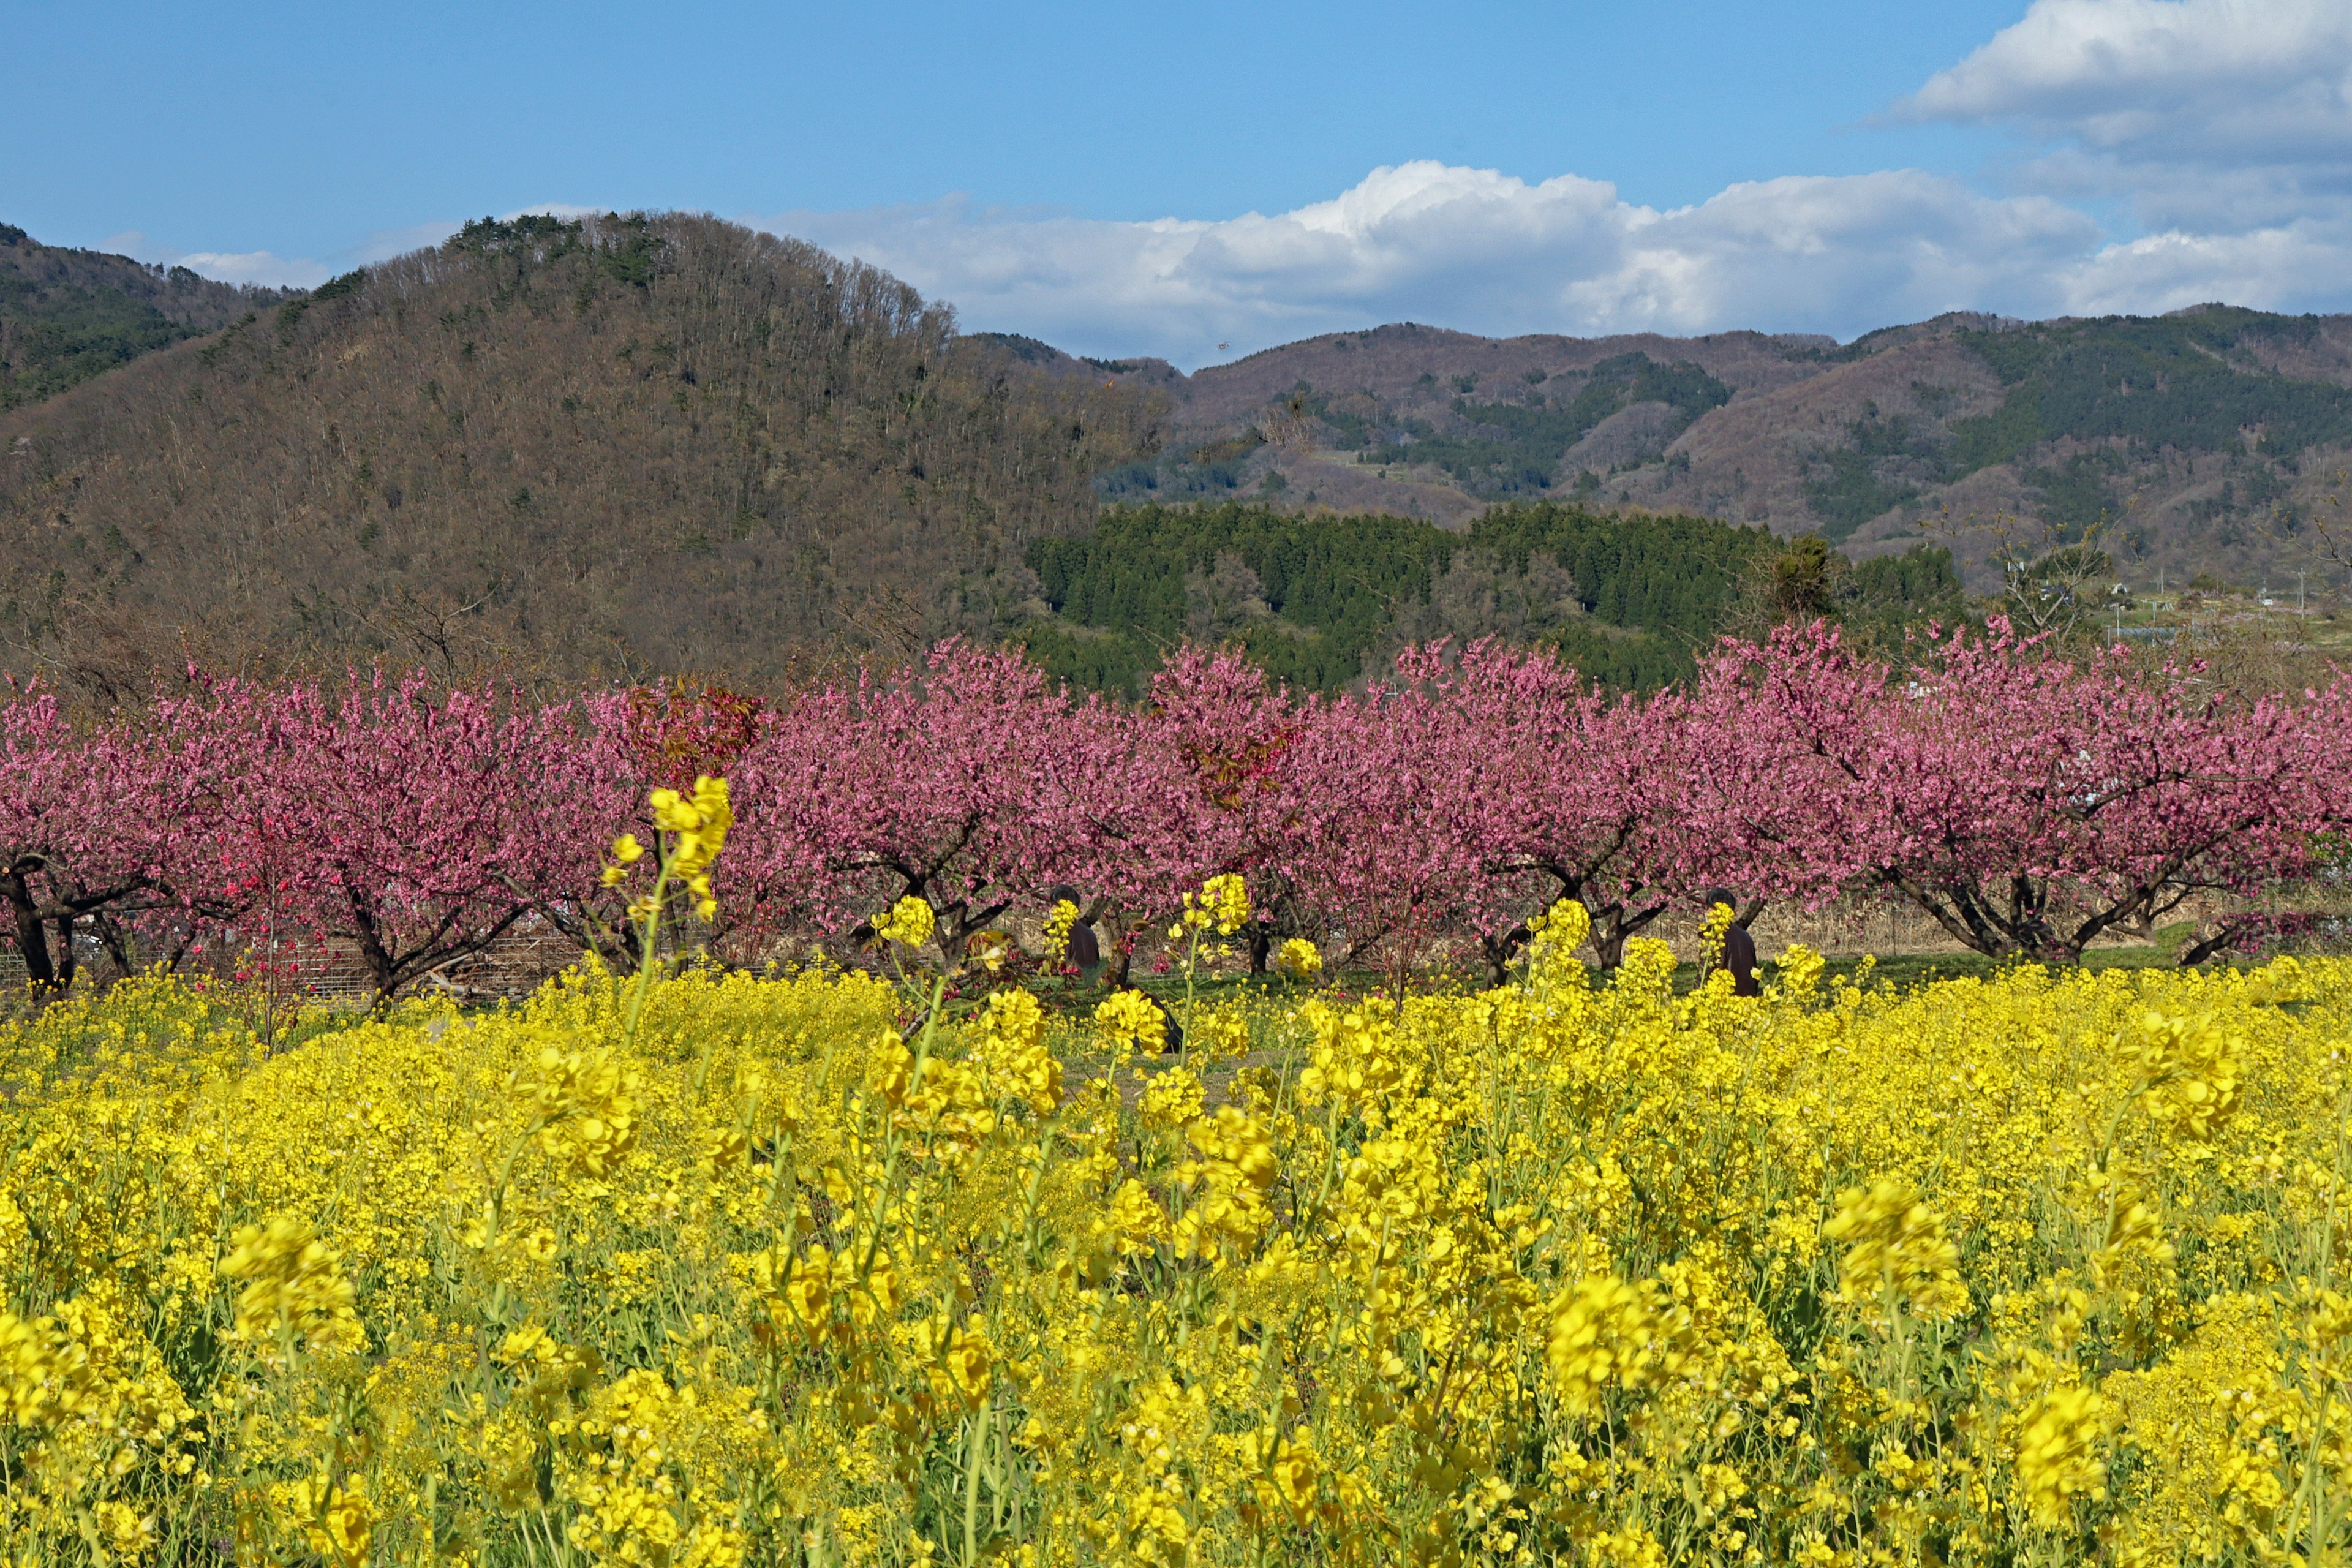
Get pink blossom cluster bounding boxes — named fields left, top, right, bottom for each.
left=2, top=624, right=2344, bottom=998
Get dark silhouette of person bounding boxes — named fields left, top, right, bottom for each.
left=1049, top=885, right=1180, bottom=1053
left=1703, top=888, right=1762, bottom=997
left=1046, top=886, right=1102, bottom=982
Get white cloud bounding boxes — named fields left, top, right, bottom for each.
left=747, top=2, right=2352, bottom=366
left=100, top=228, right=331, bottom=289
left=1897, top=0, right=2352, bottom=230
left=756, top=163, right=2112, bottom=366
left=172, top=250, right=334, bottom=289
left=2060, top=216, right=2352, bottom=314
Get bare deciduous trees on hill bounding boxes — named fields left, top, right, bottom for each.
left=0, top=213, right=1159, bottom=698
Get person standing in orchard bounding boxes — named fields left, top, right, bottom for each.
left=1703, top=889, right=1762, bottom=997
left=1046, top=885, right=1103, bottom=985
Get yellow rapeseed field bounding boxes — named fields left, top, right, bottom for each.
left=4, top=873, right=2350, bottom=1564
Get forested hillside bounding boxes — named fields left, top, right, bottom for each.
left=0, top=224, right=293, bottom=410
left=16, top=207, right=2316, bottom=701
left=1071, top=309, right=2352, bottom=591
left=0, top=213, right=1155, bottom=695
left=1021, top=500, right=1965, bottom=693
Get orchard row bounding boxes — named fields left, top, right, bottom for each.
left=2, top=622, right=2343, bottom=998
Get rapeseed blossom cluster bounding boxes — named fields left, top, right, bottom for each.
left=603, top=776, right=733, bottom=925
left=5, top=882, right=2352, bottom=1563
left=874, top=895, right=935, bottom=951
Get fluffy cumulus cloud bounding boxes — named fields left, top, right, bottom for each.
left=758, top=165, right=2110, bottom=365
left=1898, top=0, right=2352, bottom=252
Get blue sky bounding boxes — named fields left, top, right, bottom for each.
left=10, top=0, right=2352, bottom=366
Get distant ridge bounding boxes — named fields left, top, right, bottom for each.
left=1048, top=307, right=2352, bottom=589
left=0, top=224, right=295, bottom=410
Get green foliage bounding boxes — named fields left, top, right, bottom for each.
left=1849, top=541, right=1965, bottom=611
left=1946, top=383, right=2046, bottom=472
left=1542, top=622, right=1701, bottom=690
left=1803, top=450, right=1917, bottom=542
left=1027, top=503, right=1444, bottom=691
left=1847, top=543, right=1969, bottom=639
left=1951, top=311, right=2352, bottom=471
left=1800, top=408, right=1947, bottom=541
left=450, top=214, right=587, bottom=262
left=1364, top=353, right=1732, bottom=500
left=2019, top=452, right=2124, bottom=541
left=1093, top=430, right=1265, bottom=502
left=1467, top=500, right=1765, bottom=647
left=0, top=230, right=292, bottom=412
left=0, top=277, right=198, bottom=409
left=1023, top=500, right=1832, bottom=694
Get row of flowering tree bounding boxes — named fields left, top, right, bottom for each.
left=1, top=622, right=2344, bottom=998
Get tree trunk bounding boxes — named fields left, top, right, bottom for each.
left=1479, top=923, right=1531, bottom=988
left=0, top=866, right=57, bottom=989
left=2177, top=921, right=2244, bottom=967
left=1583, top=897, right=1670, bottom=968
left=934, top=896, right=1011, bottom=968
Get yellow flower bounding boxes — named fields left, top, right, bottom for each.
left=1097, top=1179, right=1171, bottom=1257
left=1823, top=1178, right=1969, bottom=1321
left=1095, top=989, right=1170, bottom=1055
left=218, top=1217, right=361, bottom=1354
left=942, top=1321, right=993, bottom=1408
left=876, top=895, right=936, bottom=950
left=2130, top=1009, right=2240, bottom=1140
left=521, top=1046, right=642, bottom=1177
left=96, top=1500, right=156, bottom=1564
left=1137, top=1066, right=1205, bottom=1131
left=2014, top=1385, right=2111, bottom=1525
left=1172, top=1106, right=1278, bottom=1262
left=1201, top=873, right=1250, bottom=935
left=1546, top=1274, right=1691, bottom=1415
left=1276, top=937, right=1322, bottom=979
left=1526, top=897, right=1593, bottom=970
left=1044, top=899, right=1079, bottom=962
left=0, top=1310, right=94, bottom=1430
left=974, top=988, right=1061, bottom=1112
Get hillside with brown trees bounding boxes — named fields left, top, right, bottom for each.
left=0, top=213, right=1158, bottom=697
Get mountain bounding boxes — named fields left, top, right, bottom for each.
left=0, top=224, right=295, bottom=410
left=0, top=214, right=1155, bottom=696
left=10, top=206, right=2334, bottom=699
left=1041, top=311, right=2352, bottom=592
